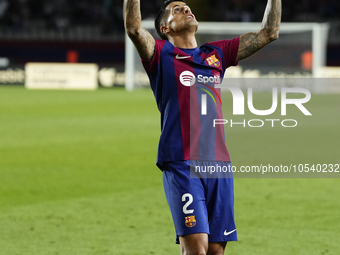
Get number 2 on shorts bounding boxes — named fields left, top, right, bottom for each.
left=182, top=193, right=194, bottom=214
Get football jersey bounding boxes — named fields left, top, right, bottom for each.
left=142, top=38, right=239, bottom=169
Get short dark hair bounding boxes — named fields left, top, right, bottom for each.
left=155, top=0, right=186, bottom=40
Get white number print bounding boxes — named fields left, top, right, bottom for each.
left=182, top=193, right=194, bottom=214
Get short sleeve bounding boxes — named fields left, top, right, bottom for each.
left=206, top=37, right=240, bottom=68
left=141, top=40, right=166, bottom=74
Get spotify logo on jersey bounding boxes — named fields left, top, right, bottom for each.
left=179, top=71, right=196, bottom=86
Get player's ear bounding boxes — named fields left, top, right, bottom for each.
left=161, top=24, right=170, bottom=35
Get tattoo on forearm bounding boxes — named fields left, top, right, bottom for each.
left=237, top=0, right=281, bottom=62
left=237, top=32, right=269, bottom=61
left=264, top=0, right=281, bottom=38
left=124, top=0, right=155, bottom=60
left=124, top=0, right=141, bottom=33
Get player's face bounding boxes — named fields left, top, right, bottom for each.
left=163, top=2, right=198, bottom=35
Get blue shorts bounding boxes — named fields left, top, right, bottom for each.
left=162, top=160, right=237, bottom=244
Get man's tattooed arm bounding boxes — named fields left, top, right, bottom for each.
left=123, top=0, right=155, bottom=60
left=236, top=0, right=281, bottom=62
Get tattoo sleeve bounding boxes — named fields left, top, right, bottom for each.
left=236, top=0, right=282, bottom=62
left=123, top=0, right=155, bottom=60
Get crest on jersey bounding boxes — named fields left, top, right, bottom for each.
left=185, top=216, right=196, bottom=227
left=206, top=55, right=220, bottom=67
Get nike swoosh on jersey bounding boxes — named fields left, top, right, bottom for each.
left=223, top=229, right=236, bottom=236
left=175, top=54, right=191, bottom=59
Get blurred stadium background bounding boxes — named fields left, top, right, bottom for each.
left=0, top=1, right=340, bottom=255
left=0, top=0, right=340, bottom=87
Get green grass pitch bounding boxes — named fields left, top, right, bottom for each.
left=0, top=86, right=339, bottom=255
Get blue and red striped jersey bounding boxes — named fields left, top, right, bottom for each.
left=142, top=37, right=239, bottom=169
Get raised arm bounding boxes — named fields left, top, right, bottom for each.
left=123, top=0, right=156, bottom=60
left=236, top=0, right=281, bottom=62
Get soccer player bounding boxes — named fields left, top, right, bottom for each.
left=123, top=0, right=281, bottom=254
